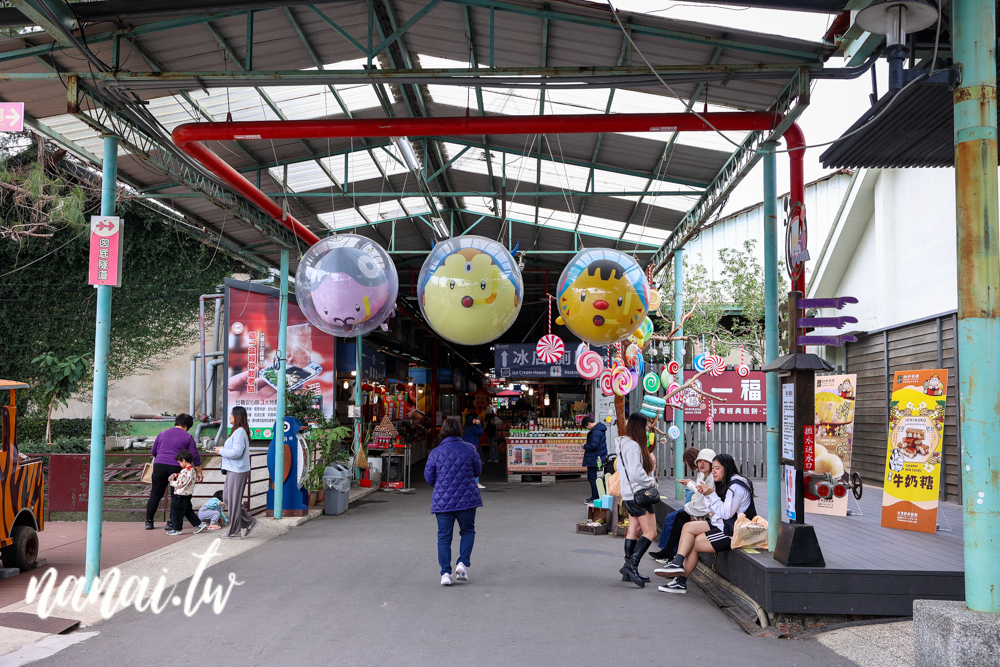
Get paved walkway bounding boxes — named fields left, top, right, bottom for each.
left=26, top=475, right=858, bottom=666
left=0, top=522, right=195, bottom=609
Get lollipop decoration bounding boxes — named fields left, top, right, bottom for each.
left=634, top=352, right=645, bottom=377
left=612, top=366, right=632, bottom=396
left=660, top=367, right=674, bottom=388
left=704, top=354, right=726, bottom=377
left=692, top=353, right=707, bottom=372
left=665, top=382, right=683, bottom=408
left=599, top=369, right=614, bottom=396
left=642, top=372, right=660, bottom=393
left=624, top=344, right=640, bottom=367
left=629, top=368, right=639, bottom=392
left=535, top=295, right=565, bottom=363
left=667, top=424, right=681, bottom=440
left=576, top=348, right=605, bottom=380
left=666, top=359, right=681, bottom=376
left=536, top=334, right=564, bottom=364
left=735, top=345, right=750, bottom=377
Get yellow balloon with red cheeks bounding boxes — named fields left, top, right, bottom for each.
left=556, top=249, right=649, bottom=346
left=417, top=236, right=523, bottom=345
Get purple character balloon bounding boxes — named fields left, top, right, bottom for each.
left=296, top=235, right=399, bottom=337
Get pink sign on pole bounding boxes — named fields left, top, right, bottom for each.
left=88, top=216, right=123, bottom=287
left=0, top=103, right=24, bottom=132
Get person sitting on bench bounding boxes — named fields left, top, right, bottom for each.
left=654, top=453, right=756, bottom=594
left=650, top=447, right=715, bottom=562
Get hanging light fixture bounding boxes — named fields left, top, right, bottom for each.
left=343, top=380, right=349, bottom=389
left=544, top=394, right=550, bottom=406
left=528, top=387, right=534, bottom=396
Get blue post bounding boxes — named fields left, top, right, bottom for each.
left=763, top=143, right=781, bottom=552
left=273, top=248, right=289, bottom=519
left=953, top=0, right=1000, bottom=613
left=84, top=135, right=117, bottom=593
left=673, top=248, right=685, bottom=499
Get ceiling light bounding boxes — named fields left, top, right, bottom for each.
left=343, top=381, right=349, bottom=389
left=856, top=0, right=938, bottom=47
left=431, top=217, right=449, bottom=239
left=351, top=370, right=357, bottom=377
left=392, top=136, right=421, bottom=172
left=528, top=387, right=534, bottom=396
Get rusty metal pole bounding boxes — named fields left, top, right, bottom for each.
left=953, top=0, right=1000, bottom=613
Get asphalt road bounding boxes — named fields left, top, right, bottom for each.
left=33, top=470, right=857, bottom=666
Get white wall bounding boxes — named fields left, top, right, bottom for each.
left=55, top=340, right=204, bottom=420
left=809, top=168, right=958, bottom=337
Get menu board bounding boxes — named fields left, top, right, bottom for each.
left=506, top=432, right=587, bottom=473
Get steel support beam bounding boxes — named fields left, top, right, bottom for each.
left=763, top=142, right=780, bottom=552
left=84, top=134, right=117, bottom=594
left=952, top=0, right=1000, bottom=614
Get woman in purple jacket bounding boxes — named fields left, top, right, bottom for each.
left=145, top=414, right=202, bottom=530
left=425, top=417, right=482, bottom=586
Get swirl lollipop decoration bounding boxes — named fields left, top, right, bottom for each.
left=612, top=366, right=633, bottom=396
left=599, top=369, right=614, bottom=396
left=642, top=372, right=660, bottom=393
left=629, top=367, right=639, bottom=392
left=535, top=295, right=564, bottom=363
left=624, top=344, right=640, bottom=367
left=692, top=353, right=707, bottom=373
left=735, top=345, right=750, bottom=377
left=666, top=359, right=681, bottom=376
left=634, top=352, right=645, bottom=377
left=536, top=334, right=564, bottom=364
left=576, top=348, right=605, bottom=380
left=665, top=381, right=683, bottom=408
left=704, top=354, right=726, bottom=377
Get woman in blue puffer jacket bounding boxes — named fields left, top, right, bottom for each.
left=425, top=417, right=483, bottom=587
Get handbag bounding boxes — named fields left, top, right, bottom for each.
left=140, top=459, right=154, bottom=484
left=619, top=445, right=660, bottom=507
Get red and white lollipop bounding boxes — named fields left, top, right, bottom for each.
left=666, top=360, right=681, bottom=376
left=704, top=354, right=726, bottom=377
left=612, top=366, right=633, bottom=396
left=599, top=369, right=614, bottom=396
left=735, top=363, right=750, bottom=378
left=536, top=334, right=564, bottom=364
left=665, top=382, right=683, bottom=408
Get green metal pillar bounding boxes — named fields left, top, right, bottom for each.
left=272, top=248, right=289, bottom=519
left=673, top=248, right=685, bottom=499
left=763, top=142, right=781, bottom=552
left=953, top=0, right=1000, bottom=613
left=84, top=135, right=117, bottom=593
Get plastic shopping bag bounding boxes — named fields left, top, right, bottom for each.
left=730, top=513, right=769, bottom=550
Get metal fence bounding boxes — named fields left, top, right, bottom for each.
left=28, top=451, right=270, bottom=521
left=656, top=422, right=768, bottom=480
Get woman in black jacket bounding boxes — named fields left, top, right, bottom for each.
left=581, top=416, right=608, bottom=502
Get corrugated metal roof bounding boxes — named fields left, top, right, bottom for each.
left=820, top=83, right=954, bottom=169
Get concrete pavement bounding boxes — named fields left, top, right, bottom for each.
left=26, top=476, right=858, bottom=666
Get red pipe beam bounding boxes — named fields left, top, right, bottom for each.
left=171, top=112, right=804, bottom=249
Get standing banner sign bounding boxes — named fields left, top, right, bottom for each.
left=807, top=374, right=857, bottom=516
left=88, top=216, right=123, bottom=287
left=224, top=280, right=336, bottom=440
left=880, top=369, right=948, bottom=533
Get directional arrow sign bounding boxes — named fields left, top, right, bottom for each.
left=797, top=296, right=858, bottom=310
left=0, top=103, right=23, bottom=132
left=797, top=316, right=859, bottom=329
left=797, top=334, right=858, bottom=347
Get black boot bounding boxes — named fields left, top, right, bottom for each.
left=621, top=537, right=652, bottom=587
left=621, top=539, right=636, bottom=581
left=145, top=520, right=154, bottom=530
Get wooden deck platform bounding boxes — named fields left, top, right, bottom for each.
left=658, top=478, right=964, bottom=617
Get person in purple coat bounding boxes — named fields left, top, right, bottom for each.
left=425, top=417, right=483, bottom=586
left=145, top=414, right=202, bottom=530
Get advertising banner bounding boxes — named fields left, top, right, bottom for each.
left=680, top=370, right=766, bottom=422
left=506, top=434, right=587, bottom=474
left=225, top=281, right=336, bottom=440
left=807, top=373, right=857, bottom=516
left=880, top=369, right=948, bottom=533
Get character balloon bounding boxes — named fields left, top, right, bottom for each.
left=295, top=234, right=398, bottom=337
left=417, top=236, right=523, bottom=345
left=555, top=248, right=649, bottom=346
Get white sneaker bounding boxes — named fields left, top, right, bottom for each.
left=441, top=573, right=453, bottom=586
left=454, top=563, right=468, bottom=582
left=477, top=483, right=486, bottom=489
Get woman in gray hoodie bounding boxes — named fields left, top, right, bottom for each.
left=616, top=413, right=658, bottom=588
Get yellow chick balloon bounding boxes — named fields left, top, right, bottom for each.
left=556, top=249, right=649, bottom=346
left=418, top=236, right=523, bottom=345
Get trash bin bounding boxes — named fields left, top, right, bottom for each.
left=323, top=464, right=351, bottom=516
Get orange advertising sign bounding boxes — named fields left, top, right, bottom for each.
left=880, top=369, right=947, bottom=533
